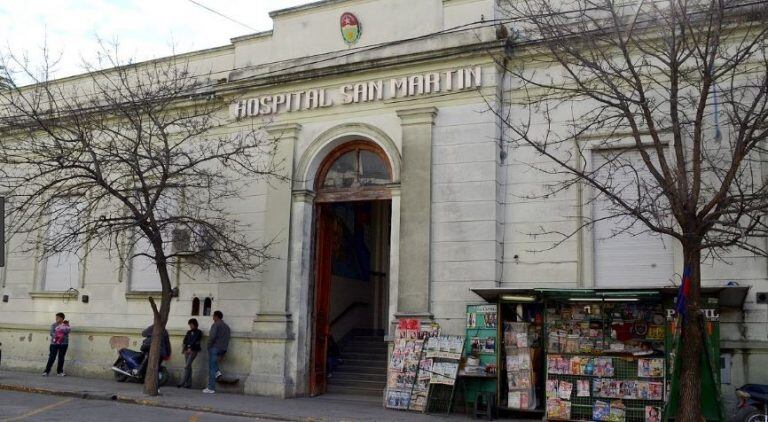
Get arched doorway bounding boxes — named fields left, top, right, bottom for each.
left=310, top=141, right=393, bottom=396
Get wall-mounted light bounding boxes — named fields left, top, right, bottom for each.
left=500, top=294, right=535, bottom=302
left=568, top=297, right=639, bottom=302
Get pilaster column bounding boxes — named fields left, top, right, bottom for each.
left=395, top=107, right=437, bottom=319
left=246, top=122, right=300, bottom=397
left=253, top=123, right=301, bottom=335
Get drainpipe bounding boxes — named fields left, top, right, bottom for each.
left=496, top=58, right=510, bottom=287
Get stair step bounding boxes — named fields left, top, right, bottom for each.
left=350, top=337, right=385, bottom=343
left=343, top=358, right=387, bottom=366
left=337, top=364, right=387, bottom=375
left=327, top=384, right=384, bottom=397
left=328, top=378, right=386, bottom=389
left=341, top=352, right=387, bottom=360
left=341, top=344, right=388, bottom=354
left=346, top=339, right=386, bottom=345
left=329, top=372, right=387, bottom=382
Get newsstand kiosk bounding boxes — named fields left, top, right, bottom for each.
left=464, top=287, right=747, bottom=422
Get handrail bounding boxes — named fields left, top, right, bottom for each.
left=330, top=301, right=369, bottom=327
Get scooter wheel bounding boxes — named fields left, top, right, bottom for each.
left=745, top=411, right=767, bottom=422
left=113, top=361, right=129, bottom=383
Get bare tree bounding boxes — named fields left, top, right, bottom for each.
left=0, top=47, right=282, bottom=395
left=0, top=66, right=11, bottom=90
left=496, top=0, right=768, bottom=420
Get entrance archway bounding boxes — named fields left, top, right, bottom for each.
left=309, top=140, right=393, bottom=396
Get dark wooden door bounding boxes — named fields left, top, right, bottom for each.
left=310, top=204, right=333, bottom=396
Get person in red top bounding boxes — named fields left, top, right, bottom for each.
left=43, top=312, right=70, bottom=376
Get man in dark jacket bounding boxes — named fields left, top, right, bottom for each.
left=203, top=310, right=230, bottom=394
left=178, top=318, right=202, bottom=388
left=138, top=324, right=171, bottom=377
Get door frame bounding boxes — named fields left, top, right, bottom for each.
left=309, top=203, right=333, bottom=396
left=307, top=140, right=395, bottom=397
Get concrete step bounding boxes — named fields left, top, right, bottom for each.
left=350, top=335, right=385, bottom=341
left=342, top=343, right=388, bottom=350
left=342, top=345, right=388, bottom=353
left=336, top=364, right=387, bottom=375
left=327, top=384, right=384, bottom=397
left=328, top=371, right=387, bottom=383
left=327, top=378, right=386, bottom=390
left=346, top=337, right=386, bottom=343
left=341, top=351, right=387, bottom=360
left=342, top=358, right=387, bottom=367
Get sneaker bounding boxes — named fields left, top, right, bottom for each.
left=202, top=388, right=215, bottom=394
left=57, top=373, right=66, bottom=377
left=215, top=371, right=222, bottom=379
left=42, top=372, right=49, bottom=377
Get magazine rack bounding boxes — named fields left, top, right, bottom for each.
left=423, top=335, right=465, bottom=415
left=543, top=297, right=667, bottom=422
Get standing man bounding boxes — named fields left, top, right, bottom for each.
left=203, top=310, right=230, bottom=394
left=178, top=318, right=202, bottom=388
left=43, top=312, right=69, bottom=376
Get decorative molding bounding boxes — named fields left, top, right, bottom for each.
left=125, top=291, right=162, bottom=300
left=29, top=291, right=78, bottom=299
left=387, top=183, right=402, bottom=196
left=291, top=189, right=316, bottom=203
left=252, top=312, right=294, bottom=340
left=721, top=341, right=768, bottom=351
left=0, top=322, right=252, bottom=338
left=265, top=122, right=302, bottom=139
left=396, top=106, right=438, bottom=126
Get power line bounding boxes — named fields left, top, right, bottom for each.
left=186, top=0, right=258, bottom=32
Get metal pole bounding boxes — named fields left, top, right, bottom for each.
left=0, top=196, right=5, bottom=267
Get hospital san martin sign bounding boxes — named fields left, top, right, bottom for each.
left=231, top=66, right=482, bottom=119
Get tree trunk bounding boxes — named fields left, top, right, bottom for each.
left=143, top=254, right=173, bottom=396
left=677, top=245, right=702, bottom=422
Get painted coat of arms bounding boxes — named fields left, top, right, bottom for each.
left=340, top=12, right=361, bottom=44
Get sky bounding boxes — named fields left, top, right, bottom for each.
left=0, top=0, right=314, bottom=81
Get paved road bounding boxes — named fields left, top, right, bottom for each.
left=0, top=390, right=272, bottom=422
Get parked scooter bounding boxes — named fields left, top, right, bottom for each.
left=111, top=347, right=170, bottom=386
left=730, top=384, right=768, bottom=422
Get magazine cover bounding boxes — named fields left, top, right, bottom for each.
left=546, top=379, right=559, bottom=398
left=467, top=311, right=477, bottom=328
left=385, top=390, right=410, bottom=410
left=429, top=361, right=459, bottom=385
left=638, top=358, right=664, bottom=378
left=645, top=406, right=662, bottom=422
left=483, top=336, right=496, bottom=354
left=507, top=354, right=520, bottom=372
left=609, top=400, right=626, bottom=422
left=577, top=380, right=591, bottom=397
left=558, top=381, right=573, bottom=400
left=593, top=400, right=610, bottom=421
left=648, top=382, right=664, bottom=400
left=546, top=398, right=572, bottom=420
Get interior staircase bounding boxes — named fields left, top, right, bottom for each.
left=327, top=334, right=388, bottom=397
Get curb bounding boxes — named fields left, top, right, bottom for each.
left=0, top=383, right=315, bottom=421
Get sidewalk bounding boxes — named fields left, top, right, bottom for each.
left=0, top=370, right=466, bottom=421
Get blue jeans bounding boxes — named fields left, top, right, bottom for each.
left=207, top=348, right=223, bottom=389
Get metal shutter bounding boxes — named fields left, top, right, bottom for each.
left=592, top=150, right=674, bottom=287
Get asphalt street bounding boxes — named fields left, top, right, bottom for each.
left=0, top=390, right=273, bottom=422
